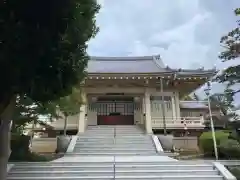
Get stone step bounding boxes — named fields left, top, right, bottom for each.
left=114, top=175, right=224, bottom=180
left=8, top=170, right=114, bottom=177
left=114, top=169, right=218, bottom=176
left=74, top=145, right=153, bottom=149
left=75, top=143, right=152, bottom=146
left=115, top=164, right=214, bottom=170
left=7, top=176, right=113, bottom=179
left=77, top=137, right=114, bottom=140
left=11, top=166, right=113, bottom=171
left=76, top=140, right=114, bottom=143
left=75, top=143, right=153, bottom=146
left=79, top=133, right=114, bottom=136
left=115, top=139, right=151, bottom=141
left=11, top=162, right=113, bottom=167
left=74, top=147, right=154, bottom=150
left=115, top=161, right=213, bottom=165
left=77, top=139, right=151, bottom=141
left=72, top=149, right=156, bottom=153
left=66, top=152, right=157, bottom=156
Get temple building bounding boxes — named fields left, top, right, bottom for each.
left=41, top=55, right=219, bottom=136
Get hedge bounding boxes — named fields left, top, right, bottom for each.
left=199, top=131, right=229, bottom=156
left=219, top=139, right=240, bottom=159
left=9, top=133, right=48, bottom=162
left=9, top=133, right=31, bottom=161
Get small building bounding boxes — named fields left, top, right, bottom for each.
left=47, top=55, right=218, bottom=135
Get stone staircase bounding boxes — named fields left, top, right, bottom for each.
left=8, top=161, right=225, bottom=180
left=72, top=126, right=157, bottom=156
left=7, top=125, right=234, bottom=180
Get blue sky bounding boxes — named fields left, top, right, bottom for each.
left=87, top=0, right=240, bottom=101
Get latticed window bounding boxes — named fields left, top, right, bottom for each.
left=96, top=101, right=134, bottom=115
left=150, top=96, right=172, bottom=111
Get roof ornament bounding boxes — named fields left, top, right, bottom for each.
left=155, top=54, right=161, bottom=60
left=178, top=68, right=182, bottom=72
left=213, top=64, right=217, bottom=72
left=173, top=73, right=177, bottom=80
left=198, top=66, right=204, bottom=71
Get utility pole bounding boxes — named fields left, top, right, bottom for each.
left=204, top=81, right=218, bottom=160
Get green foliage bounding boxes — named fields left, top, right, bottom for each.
left=0, top=0, right=100, bottom=113
left=198, top=89, right=238, bottom=129
left=199, top=131, right=229, bottom=156
left=228, top=167, right=240, bottom=180
left=9, top=134, right=30, bottom=161
left=235, top=8, right=240, bottom=16
left=9, top=133, right=51, bottom=162
left=12, top=96, right=38, bottom=133
left=216, top=8, right=240, bottom=92
left=54, top=86, right=82, bottom=135
left=208, top=89, right=238, bottom=121
left=219, top=139, right=240, bottom=159
left=12, top=95, right=60, bottom=133
left=57, top=87, right=82, bottom=117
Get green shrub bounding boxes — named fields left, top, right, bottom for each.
left=199, top=131, right=229, bottom=156
left=10, top=134, right=30, bottom=159
left=229, top=130, right=240, bottom=143
left=9, top=134, right=31, bottom=161
left=228, top=167, right=240, bottom=180
left=219, top=139, right=240, bottom=159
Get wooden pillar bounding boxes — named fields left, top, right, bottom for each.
left=171, top=94, right=176, bottom=120
left=175, top=92, right=181, bottom=119
left=78, top=91, right=87, bottom=134
left=145, top=90, right=152, bottom=134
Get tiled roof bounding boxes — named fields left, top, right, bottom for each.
left=87, top=55, right=169, bottom=73
left=180, top=101, right=208, bottom=109
left=87, top=55, right=217, bottom=75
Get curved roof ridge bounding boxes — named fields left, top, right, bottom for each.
left=90, top=55, right=158, bottom=61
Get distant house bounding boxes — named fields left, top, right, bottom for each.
left=180, top=100, right=225, bottom=129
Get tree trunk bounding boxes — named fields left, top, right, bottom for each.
left=63, top=116, right=67, bottom=136
left=29, top=120, right=35, bottom=148
left=0, top=97, right=16, bottom=180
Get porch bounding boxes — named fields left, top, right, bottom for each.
left=77, top=87, right=205, bottom=134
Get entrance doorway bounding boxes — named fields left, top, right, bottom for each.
left=96, top=96, right=134, bottom=125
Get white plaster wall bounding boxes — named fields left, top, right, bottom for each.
left=87, top=103, right=97, bottom=126
left=51, top=113, right=79, bottom=130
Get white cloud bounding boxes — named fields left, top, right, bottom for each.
left=88, top=0, right=239, bottom=69
left=88, top=0, right=240, bottom=101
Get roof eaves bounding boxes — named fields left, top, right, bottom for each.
left=90, top=55, right=155, bottom=61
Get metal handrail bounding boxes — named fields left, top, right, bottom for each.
left=113, top=156, right=116, bottom=180
left=113, top=126, right=116, bottom=180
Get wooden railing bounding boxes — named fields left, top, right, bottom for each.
left=151, top=116, right=205, bottom=129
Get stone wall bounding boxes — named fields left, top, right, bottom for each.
left=173, top=136, right=199, bottom=151
left=31, top=138, right=57, bottom=153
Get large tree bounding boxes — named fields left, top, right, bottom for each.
left=0, top=1, right=100, bottom=179
left=216, top=8, right=240, bottom=92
